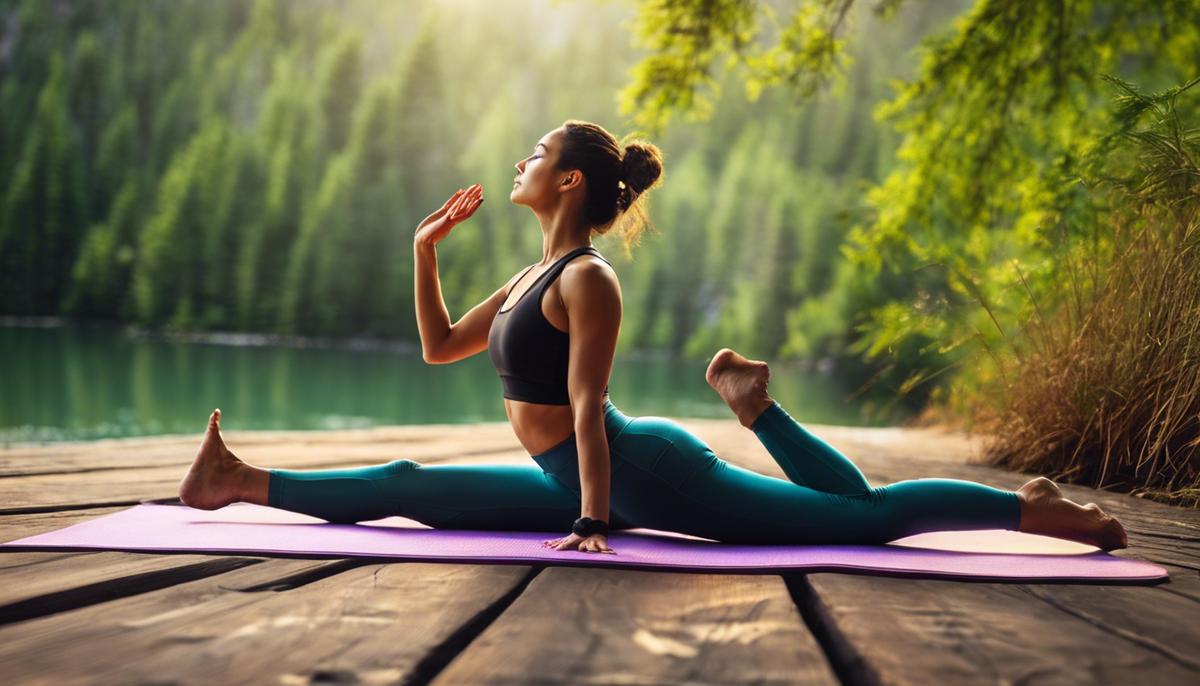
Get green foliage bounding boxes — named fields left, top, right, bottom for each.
left=843, top=0, right=1199, bottom=411
left=619, top=0, right=1199, bottom=420
left=620, top=0, right=871, bottom=136
left=619, top=0, right=759, bottom=134
left=742, top=1, right=852, bottom=103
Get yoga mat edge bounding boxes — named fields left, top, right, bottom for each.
left=0, top=503, right=1169, bottom=584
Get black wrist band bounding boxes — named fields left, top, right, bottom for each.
left=572, top=516, right=609, bottom=537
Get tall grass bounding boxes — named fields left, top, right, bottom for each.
left=973, top=77, right=1200, bottom=507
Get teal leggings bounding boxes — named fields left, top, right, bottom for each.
left=267, top=398, right=1022, bottom=544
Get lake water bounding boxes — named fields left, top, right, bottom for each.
left=1, top=322, right=899, bottom=445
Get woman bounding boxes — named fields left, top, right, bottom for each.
left=180, top=119, right=1128, bottom=553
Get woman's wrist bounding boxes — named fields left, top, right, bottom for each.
left=572, top=516, right=609, bottom=537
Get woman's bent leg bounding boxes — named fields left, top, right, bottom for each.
left=609, top=417, right=1020, bottom=545
left=268, top=460, right=583, bottom=531
left=749, top=400, right=872, bottom=495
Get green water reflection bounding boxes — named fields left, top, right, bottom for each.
left=2, top=323, right=896, bottom=445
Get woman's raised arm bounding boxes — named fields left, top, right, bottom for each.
left=412, top=185, right=488, bottom=363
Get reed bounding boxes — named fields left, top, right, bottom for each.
left=972, top=77, right=1200, bottom=506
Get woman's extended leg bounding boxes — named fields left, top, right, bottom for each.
left=263, top=460, right=586, bottom=529
left=605, top=400, right=1126, bottom=550
left=705, top=348, right=871, bottom=495
left=180, top=409, right=587, bottom=532
left=608, top=413, right=1021, bottom=545
left=748, top=400, right=872, bottom=495
left=700, top=349, right=1125, bottom=549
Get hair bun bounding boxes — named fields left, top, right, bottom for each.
left=620, top=141, right=664, bottom=197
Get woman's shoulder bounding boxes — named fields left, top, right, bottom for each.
left=561, top=253, right=618, bottom=284
left=558, top=255, right=621, bottom=310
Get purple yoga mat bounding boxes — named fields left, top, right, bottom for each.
left=1, top=502, right=1168, bottom=583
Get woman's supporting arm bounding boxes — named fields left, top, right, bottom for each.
left=574, top=399, right=611, bottom=520
left=562, top=258, right=623, bottom=521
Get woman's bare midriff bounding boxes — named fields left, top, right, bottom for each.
left=505, top=391, right=610, bottom=456
left=496, top=254, right=615, bottom=455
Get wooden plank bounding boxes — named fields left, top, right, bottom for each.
left=0, top=429, right=536, bottom=512
left=0, top=561, right=535, bottom=685
left=799, top=571, right=1199, bottom=685
left=431, top=566, right=838, bottom=685
left=0, top=552, right=275, bottom=610
left=0, top=452, right=532, bottom=514
left=0, top=422, right=521, bottom=476
left=0, top=555, right=313, bottom=627
left=778, top=443, right=1200, bottom=686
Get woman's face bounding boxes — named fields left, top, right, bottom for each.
left=511, top=128, right=565, bottom=208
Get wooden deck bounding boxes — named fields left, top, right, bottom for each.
left=1, top=416, right=1197, bottom=685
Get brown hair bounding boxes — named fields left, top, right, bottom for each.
left=556, top=119, right=664, bottom=256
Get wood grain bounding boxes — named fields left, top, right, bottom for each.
left=433, top=566, right=837, bottom=685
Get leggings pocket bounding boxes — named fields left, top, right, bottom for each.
left=611, top=416, right=712, bottom=490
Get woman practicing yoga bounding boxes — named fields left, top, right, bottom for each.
left=180, top=119, right=1128, bottom=553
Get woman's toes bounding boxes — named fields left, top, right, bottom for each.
left=1096, top=516, right=1127, bottom=550
left=1079, top=504, right=1128, bottom=550
left=1112, top=519, right=1129, bottom=548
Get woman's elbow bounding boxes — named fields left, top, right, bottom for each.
left=570, top=396, right=607, bottom=420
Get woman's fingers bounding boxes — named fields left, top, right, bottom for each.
left=462, top=196, right=484, bottom=219
left=450, top=185, right=481, bottom=220
left=441, top=188, right=466, bottom=211
left=449, top=191, right=470, bottom=218
left=542, top=533, right=619, bottom=553
left=442, top=186, right=471, bottom=213
left=540, top=538, right=615, bottom=553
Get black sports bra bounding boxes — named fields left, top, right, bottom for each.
left=487, top=246, right=612, bottom=405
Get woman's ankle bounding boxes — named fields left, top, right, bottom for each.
left=745, top=396, right=777, bottom=430
left=238, top=463, right=271, bottom=506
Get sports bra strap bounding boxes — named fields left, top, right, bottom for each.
left=535, top=246, right=609, bottom=298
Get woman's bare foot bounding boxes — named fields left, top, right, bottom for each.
left=1016, top=476, right=1128, bottom=551
left=705, top=348, right=774, bottom=428
left=179, top=409, right=251, bottom=510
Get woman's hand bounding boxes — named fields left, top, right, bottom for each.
left=542, top=532, right=616, bottom=554
left=414, top=184, right=483, bottom=248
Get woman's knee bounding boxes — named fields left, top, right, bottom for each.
left=387, top=459, right=420, bottom=474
